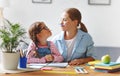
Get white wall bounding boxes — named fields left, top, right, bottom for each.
left=3, top=0, right=120, bottom=47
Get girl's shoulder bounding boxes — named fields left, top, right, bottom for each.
left=29, top=41, right=36, bottom=47
left=48, top=41, right=54, bottom=45
left=48, top=41, right=56, bottom=47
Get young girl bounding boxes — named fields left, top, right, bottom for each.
left=27, top=21, right=63, bottom=63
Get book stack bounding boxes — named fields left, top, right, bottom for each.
left=87, top=60, right=101, bottom=66
left=94, top=62, right=120, bottom=73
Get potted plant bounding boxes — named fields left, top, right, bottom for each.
left=0, top=20, right=26, bottom=70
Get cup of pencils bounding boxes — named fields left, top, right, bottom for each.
left=19, top=49, right=27, bottom=68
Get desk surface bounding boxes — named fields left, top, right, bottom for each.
left=0, top=64, right=120, bottom=76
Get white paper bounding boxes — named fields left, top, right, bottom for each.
left=116, top=56, right=120, bottom=63
left=28, top=62, right=68, bottom=68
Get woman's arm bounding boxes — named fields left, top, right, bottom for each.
left=68, top=56, right=95, bottom=65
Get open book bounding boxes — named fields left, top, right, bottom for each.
left=27, top=62, right=68, bottom=68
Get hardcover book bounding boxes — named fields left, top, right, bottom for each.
left=94, top=64, right=120, bottom=70
left=95, top=62, right=120, bottom=66
left=95, top=68, right=120, bottom=73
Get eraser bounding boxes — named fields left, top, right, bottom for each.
left=41, top=67, right=52, bottom=70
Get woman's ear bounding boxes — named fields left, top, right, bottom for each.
left=74, top=20, right=79, bottom=27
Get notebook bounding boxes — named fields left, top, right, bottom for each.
left=95, top=62, right=120, bottom=66
left=27, top=62, right=68, bottom=68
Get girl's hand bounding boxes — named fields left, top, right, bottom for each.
left=45, top=54, right=54, bottom=62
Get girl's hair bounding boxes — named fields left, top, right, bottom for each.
left=65, top=8, right=88, bottom=33
left=28, top=22, right=43, bottom=47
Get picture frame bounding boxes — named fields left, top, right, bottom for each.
left=32, top=0, right=52, bottom=4
left=88, top=0, right=111, bottom=5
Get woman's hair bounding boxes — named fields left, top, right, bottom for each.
left=28, top=22, right=43, bottom=46
left=65, top=8, right=88, bottom=33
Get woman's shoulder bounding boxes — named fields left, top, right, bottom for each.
left=78, top=30, right=93, bottom=40
left=77, top=30, right=94, bottom=45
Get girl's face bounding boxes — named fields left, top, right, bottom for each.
left=60, top=12, right=77, bottom=31
left=36, top=22, right=52, bottom=41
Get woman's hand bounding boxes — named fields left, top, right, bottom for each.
left=45, top=54, right=54, bottom=62
left=68, top=57, right=95, bottom=65
left=68, top=59, right=84, bottom=65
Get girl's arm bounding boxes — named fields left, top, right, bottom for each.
left=50, top=41, right=64, bottom=62
left=26, top=42, right=47, bottom=63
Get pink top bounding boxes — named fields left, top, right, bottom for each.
left=26, top=41, right=63, bottom=63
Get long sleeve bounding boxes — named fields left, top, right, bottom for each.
left=50, top=41, right=64, bottom=62
left=26, top=42, right=46, bottom=63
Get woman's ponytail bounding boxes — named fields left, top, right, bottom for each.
left=80, top=22, right=88, bottom=33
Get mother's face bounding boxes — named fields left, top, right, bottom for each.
left=60, top=12, right=78, bottom=31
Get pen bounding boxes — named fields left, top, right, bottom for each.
left=75, top=66, right=88, bottom=74
left=19, top=49, right=24, bottom=57
left=76, top=68, right=80, bottom=72
left=82, top=68, right=88, bottom=73
left=79, top=68, right=84, bottom=73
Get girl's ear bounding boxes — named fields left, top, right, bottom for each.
left=36, top=33, right=41, bottom=38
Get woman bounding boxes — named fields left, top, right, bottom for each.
left=52, top=8, right=96, bottom=65
left=27, top=21, right=63, bottom=63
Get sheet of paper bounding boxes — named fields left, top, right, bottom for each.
left=27, top=65, right=44, bottom=69
left=47, top=62, right=68, bottom=68
left=116, top=56, right=120, bottom=63
left=27, top=62, right=68, bottom=68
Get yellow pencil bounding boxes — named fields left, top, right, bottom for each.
left=42, top=70, right=76, bottom=74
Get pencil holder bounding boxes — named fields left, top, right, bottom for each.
left=19, top=56, right=27, bottom=68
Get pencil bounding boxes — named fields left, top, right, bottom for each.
left=42, top=70, right=76, bottom=74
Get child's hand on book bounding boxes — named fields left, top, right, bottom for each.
left=45, top=54, right=54, bottom=62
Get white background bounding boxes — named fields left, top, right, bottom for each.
left=3, top=0, right=120, bottom=47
